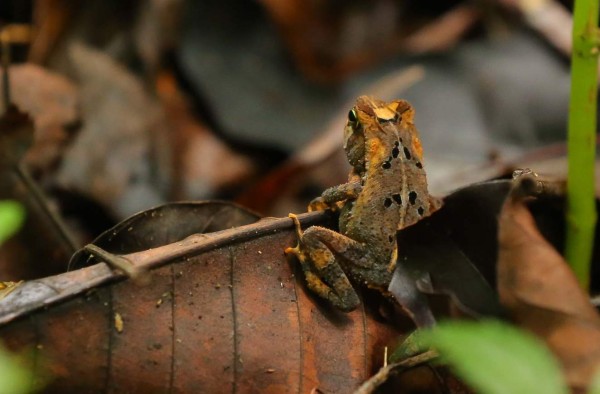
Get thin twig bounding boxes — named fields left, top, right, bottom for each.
left=1, top=30, right=11, bottom=111
left=70, top=210, right=330, bottom=276
left=15, top=164, right=79, bottom=253
left=83, top=244, right=143, bottom=278
left=354, top=350, right=439, bottom=394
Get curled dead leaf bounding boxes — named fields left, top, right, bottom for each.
left=498, top=183, right=600, bottom=390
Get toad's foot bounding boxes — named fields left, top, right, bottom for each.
left=285, top=223, right=361, bottom=312
left=284, top=213, right=304, bottom=256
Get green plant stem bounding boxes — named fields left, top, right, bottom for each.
left=566, top=0, right=599, bottom=291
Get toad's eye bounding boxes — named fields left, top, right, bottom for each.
left=348, top=109, right=358, bottom=123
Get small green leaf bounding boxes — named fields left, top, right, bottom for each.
left=0, top=345, right=32, bottom=394
left=0, top=200, right=25, bottom=246
left=420, top=320, right=568, bottom=394
left=588, top=369, right=600, bottom=394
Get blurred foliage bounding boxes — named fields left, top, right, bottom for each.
left=0, top=344, right=32, bottom=394
left=589, top=370, right=600, bottom=394
left=0, top=200, right=31, bottom=394
left=416, top=320, right=568, bottom=394
left=0, top=200, right=24, bottom=247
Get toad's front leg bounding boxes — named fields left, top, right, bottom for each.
left=285, top=214, right=370, bottom=312
left=308, top=181, right=362, bottom=212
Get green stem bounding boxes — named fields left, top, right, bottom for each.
left=566, top=0, right=599, bottom=291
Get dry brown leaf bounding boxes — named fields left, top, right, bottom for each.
left=29, top=0, right=73, bottom=64
left=0, top=210, right=403, bottom=392
left=258, top=0, right=477, bottom=82
left=498, top=191, right=600, bottom=390
left=0, top=64, right=78, bottom=173
left=56, top=43, right=171, bottom=218
left=156, top=72, right=255, bottom=200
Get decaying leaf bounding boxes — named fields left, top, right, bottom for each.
left=156, top=72, right=256, bottom=200
left=56, top=43, right=170, bottom=219
left=0, top=64, right=79, bottom=174
left=498, top=184, right=600, bottom=390
left=258, top=0, right=478, bottom=82
left=0, top=206, right=402, bottom=392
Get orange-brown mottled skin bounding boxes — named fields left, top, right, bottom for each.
left=286, top=96, right=441, bottom=312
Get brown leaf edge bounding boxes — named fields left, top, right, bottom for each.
left=68, top=200, right=262, bottom=269
left=498, top=173, right=600, bottom=390
left=0, top=209, right=332, bottom=326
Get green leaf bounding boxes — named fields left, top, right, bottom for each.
left=420, top=320, right=568, bottom=394
left=0, top=345, right=32, bottom=394
left=588, top=369, right=600, bottom=394
left=0, top=200, right=25, bottom=246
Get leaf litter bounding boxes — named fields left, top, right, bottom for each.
left=498, top=174, right=600, bottom=391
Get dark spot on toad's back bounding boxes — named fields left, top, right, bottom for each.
left=392, top=147, right=400, bottom=158
left=382, top=160, right=391, bottom=169
left=392, top=194, right=402, bottom=205
left=418, top=206, right=424, bottom=216
left=416, top=161, right=423, bottom=169
left=403, top=146, right=412, bottom=160
left=409, top=191, right=417, bottom=205
left=384, top=197, right=393, bottom=208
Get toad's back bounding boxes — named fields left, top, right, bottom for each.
left=340, top=97, right=441, bottom=264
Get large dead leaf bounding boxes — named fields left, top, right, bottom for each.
left=0, top=206, right=402, bottom=393
left=498, top=183, right=600, bottom=390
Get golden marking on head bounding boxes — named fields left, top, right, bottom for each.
left=373, top=106, right=396, bottom=121
left=387, top=101, right=400, bottom=113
